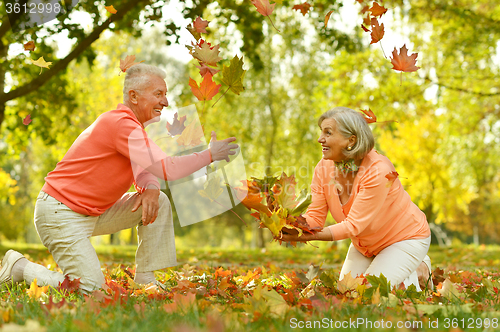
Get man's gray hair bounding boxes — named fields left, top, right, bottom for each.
left=123, top=64, right=167, bottom=101
left=318, top=107, right=375, bottom=160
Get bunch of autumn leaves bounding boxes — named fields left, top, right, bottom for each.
left=236, top=173, right=318, bottom=245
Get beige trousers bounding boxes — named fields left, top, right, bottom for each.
left=26, top=190, right=177, bottom=292
left=340, top=236, right=431, bottom=291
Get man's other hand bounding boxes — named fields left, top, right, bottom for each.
left=209, top=131, right=238, bottom=162
left=131, top=186, right=160, bottom=225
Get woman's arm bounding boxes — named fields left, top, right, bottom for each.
left=280, top=227, right=334, bottom=242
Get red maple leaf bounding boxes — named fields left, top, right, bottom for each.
left=390, top=44, right=420, bottom=72
left=292, top=2, right=312, bottom=16
left=166, top=112, right=187, bottom=136
left=370, top=17, right=384, bottom=44
left=193, top=17, right=209, bottom=33
left=57, top=275, right=81, bottom=293
left=250, top=0, right=279, bottom=31
left=369, top=2, right=388, bottom=17
left=385, top=171, right=399, bottom=187
left=361, top=24, right=370, bottom=32
left=196, top=62, right=220, bottom=77
left=189, top=73, right=221, bottom=101
left=22, top=114, right=32, bottom=125
left=359, top=108, right=376, bottom=123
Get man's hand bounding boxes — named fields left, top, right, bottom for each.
left=280, top=228, right=334, bottom=242
left=131, top=187, right=160, bottom=226
left=209, top=131, right=238, bottom=162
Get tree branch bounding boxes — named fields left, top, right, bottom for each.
left=0, top=0, right=148, bottom=104
left=424, top=77, right=500, bottom=97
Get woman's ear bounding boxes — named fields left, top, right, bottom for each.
left=349, top=135, right=357, bottom=146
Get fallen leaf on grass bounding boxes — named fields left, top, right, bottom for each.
left=27, top=278, right=49, bottom=299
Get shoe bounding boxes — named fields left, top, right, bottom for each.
left=0, top=250, right=26, bottom=287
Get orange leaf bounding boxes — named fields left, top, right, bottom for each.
left=370, top=17, right=384, bottom=44
left=292, top=2, right=312, bottom=16
left=196, top=62, right=220, bottom=77
left=324, top=10, right=334, bottom=28
left=390, top=44, right=420, bottom=72
left=22, top=114, right=32, bottom=125
left=24, top=41, right=35, bottom=51
left=234, top=180, right=272, bottom=217
left=359, top=108, right=376, bottom=123
left=105, top=5, right=117, bottom=14
left=369, top=2, right=387, bottom=17
left=385, top=171, right=399, bottom=187
left=251, top=0, right=275, bottom=16
left=191, top=40, right=223, bottom=67
left=27, top=279, right=49, bottom=299
left=119, top=55, right=144, bottom=73
left=57, top=275, right=81, bottom=293
left=166, top=112, right=187, bottom=136
left=193, top=17, right=209, bottom=33
left=189, top=73, right=221, bottom=101
left=361, top=24, right=370, bottom=32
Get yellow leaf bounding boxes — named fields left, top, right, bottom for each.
left=105, top=5, right=117, bottom=14
left=371, top=287, right=381, bottom=304
left=176, top=119, right=204, bottom=147
left=27, top=278, right=49, bottom=299
left=437, top=278, right=460, bottom=299
left=261, top=210, right=285, bottom=237
left=31, top=57, right=52, bottom=75
left=198, top=173, right=224, bottom=202
left=337, top=272, right=363, bottom=294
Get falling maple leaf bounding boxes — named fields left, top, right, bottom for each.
left=213, top=55, right=246, bottom=106
left=324, top=10, right=334, bottom=28
left=193, top=17, right=209, bottom=33
left=191, top=40, right=223, bottom=67
left=361, top=24, right=370, bottom=32
left=24, top=41, right=35, bottom=51
left=196, top=62, right=220, bottom=77
left=359, top=108, right=376, bottom=123
left=369, top=2, right=387, bottom=17
left=27, top=278, right=49, bottom=299
left=119, top=55, right=144, bottom=73
left=385, top=171, right=399, bottom=187
left=189, top=73, right=221, bottom=101
left=292, top=2, right=312, bottom=16
left=22, top=114, right=32, bottom=125
left=176, top=119, right=204, bottom=147
left=31, top=56, right=52, bottom=75
left=250, top=0, right=280, bottom=32
left=370, top=17, right=384, bottom=44
left=166, top=112, right=187, bottom=136
left=390, top=44, right=420, bottom=73
left=105, top=5, right=117, bottom=14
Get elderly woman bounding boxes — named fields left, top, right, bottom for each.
left=282, top=107, right=432, bottom=291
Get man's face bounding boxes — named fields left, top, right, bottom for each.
left=134, top=75, right=168, bottom=126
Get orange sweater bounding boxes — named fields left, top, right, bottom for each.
left=304, top=150, right=430, bottom=257
left=42, top=104, right=211, bottom=216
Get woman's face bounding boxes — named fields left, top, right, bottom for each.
left=318, top=118, right=351, bottom=162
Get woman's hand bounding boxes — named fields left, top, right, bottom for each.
left=280, top=228, right=333, bottom=242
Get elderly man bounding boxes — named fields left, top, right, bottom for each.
left=0, top=64, right=238, bottom=292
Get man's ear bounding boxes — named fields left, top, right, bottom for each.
left=128, top=89, right=139, bottom=104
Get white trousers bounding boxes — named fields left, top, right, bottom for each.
left=340, top=236, right=431, bottom=291
left=26, top=190, right=177, bottom=292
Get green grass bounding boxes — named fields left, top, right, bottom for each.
left=1, top=243, right=500, bottom=331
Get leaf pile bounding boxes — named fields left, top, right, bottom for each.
left=235, top=173, right=318, bottom=245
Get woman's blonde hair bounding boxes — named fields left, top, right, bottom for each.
left=318, top=107, right=375, bottom=160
